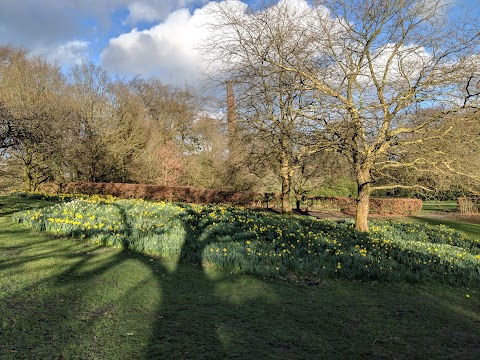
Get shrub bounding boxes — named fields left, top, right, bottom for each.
left=306, top=196, right=422, bottom=216
left=457, top=197, right=480, bottom=215
left=368, top=197, right=423, bottom=215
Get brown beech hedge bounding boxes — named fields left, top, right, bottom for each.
left=48, top=182, right=422, bottom=216
left=306, top=196, right=422, bottom=216
left=45, top=182, right=422, bottom=215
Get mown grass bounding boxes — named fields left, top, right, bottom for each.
left=1, top=195, right=480, bottom=359
left=412, top=216, right=480, bottom=240
left=414, top=200, right=480, bottom=240
left=422, top=201, right=457, bottom=212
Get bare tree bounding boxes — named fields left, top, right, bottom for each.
left=0, top=46, right=70, bottom=190
left=203, top=0, right=319, bottom=212
left=256, top=0, right=480, bottom=230
left=66, top=63, right=148, bottom=183
left=67, top=61, right=114, bottom=181
left=130, top=78, right=200, bottom=147
left=400, top=111, right=480, bottom=199
left=106, top=80, right=149, bottom=182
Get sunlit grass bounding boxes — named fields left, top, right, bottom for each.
left=2, top=195, right=480, bottom=359
left=422, top=201, right=457, bottom=212
left=411, top=216, right=480, bottom=240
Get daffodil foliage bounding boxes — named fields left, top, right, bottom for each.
left=14, top=195, right=480, bottom=286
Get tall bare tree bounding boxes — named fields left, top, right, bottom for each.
left=67, top=61, right=114, bottom=181
left=105, top=80, right=149, bottom=182
left=204, top=0, right=319, bottom=212
left=210, top=0, right=480, bottom=230
left=0, top=46, right=71, bottom=190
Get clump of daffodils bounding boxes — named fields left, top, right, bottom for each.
left=14, top=196, right=480, bottom=286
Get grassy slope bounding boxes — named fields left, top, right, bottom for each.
left=412, top=216, right=480, bottom=239
left=1, top=196, right=480, bottom=359
left=421, top=201, right=458, bottom=213
left=411, top=201, right=480, bottom=239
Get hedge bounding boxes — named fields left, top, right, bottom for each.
left=306, top=196, right=423, bottom=216
left=42, top=182, right=422, bottom=216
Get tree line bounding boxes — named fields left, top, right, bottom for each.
left=0, top=45, right=232, bottom=193
left=0, top=44, right=347, bottom=207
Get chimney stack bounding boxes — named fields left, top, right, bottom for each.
left=226, top=80, right=236, bottom=141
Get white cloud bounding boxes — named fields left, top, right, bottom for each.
left=101, top=4, right=217, bottom=86
left=37, top=41, right=90, bottom=68
left=124, top=0, right=210, bottom=25
left=100, top=0, right=313, bottom=86
left=0, top=0, right=209, bottom=61
left=126, top=2, right=165, bottom=24
left=8, top=0, right=434, bottom=91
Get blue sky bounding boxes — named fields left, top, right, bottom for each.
left=0, top=0, right=478, bottom=88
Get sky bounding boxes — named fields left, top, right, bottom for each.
left=0, top=0, right=478, bottom=88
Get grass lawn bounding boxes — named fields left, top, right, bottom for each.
left=412, top=216, right=480, bottom=239
left=422, top=201, right=458, bottom=213
left=1, top=195, right=480, bottom=359
left=412, top=200, right=480, bottom=240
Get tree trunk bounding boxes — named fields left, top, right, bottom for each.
left=24, top=166, right=33, bottom=192
left=23, top=150, right=34, bottom=192
left=280, top=155, right=292, bottom=213
left=355, top=169, right=371, bottom=232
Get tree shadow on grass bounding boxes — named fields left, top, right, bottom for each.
left=0, top=202, right=230, bottom=359
left=143, top=206, right=480, bottom=359
left=0, top=195, right=57, bottom=217
left=1, top=201, right=480, bottom=359
left=142, top=205, right=229, bottom=359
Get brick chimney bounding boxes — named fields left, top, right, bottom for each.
left=226, top=80, right=236, bottom=141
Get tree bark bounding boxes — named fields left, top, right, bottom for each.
left=24, top=166, right=33, bottom=192
left=280, top=154, right=292, bottom=213
left=355, top=169, right=371, bottom=232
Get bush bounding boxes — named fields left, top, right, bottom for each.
left=54, top=182, right=261, bottom=206
left=457, top=197, right=480, bottom=215
left=369, top=197, right=423, bottom=215
left=306, top=196, right=422, bottom=216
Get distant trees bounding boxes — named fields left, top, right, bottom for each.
left=0, top=45, right=229, bottom=191
left=204, top=0, right=319, bottom=212
left=128, top=78, right=227, bottom=188
left=0, top=45, right=69, bottom=190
